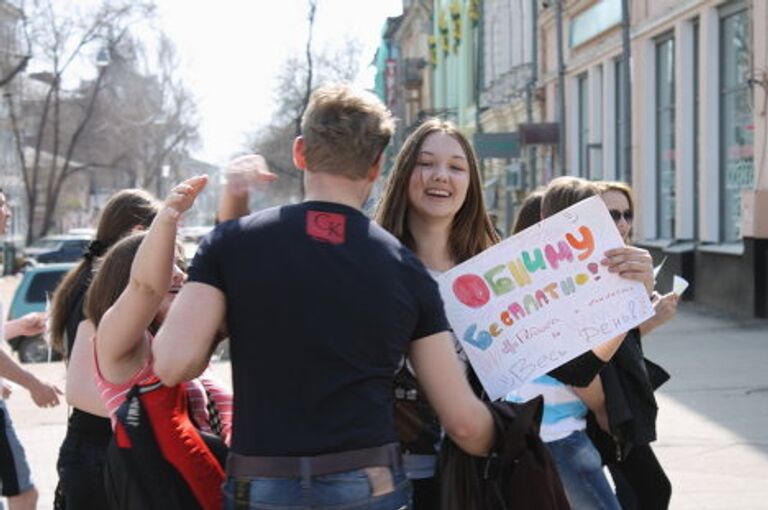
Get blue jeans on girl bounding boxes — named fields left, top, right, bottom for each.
left=546, top=430, right=621, bottom=510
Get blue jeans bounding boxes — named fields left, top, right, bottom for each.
left=223, top=467, right=412, bottom=509
left=546, top=430, right=621, bottom=510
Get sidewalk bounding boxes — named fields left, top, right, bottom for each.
left=1, top=293, right=767, bottom=508
left=644, top=302, right=768, bottom=510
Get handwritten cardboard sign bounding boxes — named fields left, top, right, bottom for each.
left=437, top=196, right=654, bottom=400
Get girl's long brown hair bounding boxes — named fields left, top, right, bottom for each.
left=84, top=233, right=146, bottom=329
left=84, top=233, right=185, bottom=335
left=513, top=187, right=546, bottom=234
left=50, top=189, right=159, bottom=356
left=85, top=232, right=186, bottom=332
left=541, top=176, right=599, bottom=218
left=375, top=118, right=500, bottom=263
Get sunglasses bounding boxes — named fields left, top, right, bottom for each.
left=609, top=209, right=633, bottom=223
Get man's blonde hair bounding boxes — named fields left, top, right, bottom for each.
left=300, top=83, right=395, bottom=179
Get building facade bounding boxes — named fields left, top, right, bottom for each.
left=478, top=0, right=541, bottom=234
left=431, top=0, right=481, bottom=130
left=393, top=0, right=434, bottom=139
left=538, top=0, right=767, bottom=317
left=375, top=0, right=767, bottom=317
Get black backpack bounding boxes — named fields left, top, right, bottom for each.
left=438, top=397, right=571, bottom=510
left=103, top=382, right=227, bottom=510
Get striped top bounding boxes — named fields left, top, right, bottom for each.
left=505, top=374, right=588, bottom=443
left=93, top=334, right=232, bottom=445
left=189, top=368, right=233, bottom=445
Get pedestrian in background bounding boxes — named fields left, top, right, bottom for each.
left=579, top=181, right=675, bottom=510
left=155, top=84, right=496, bottom=510
left=0, top=187, right=62, bottom=510
left=511, top=186, right=545, bottom=235
left=601, top=182, right=679, bottom=336
left=49, top=188, right=159, bottom=509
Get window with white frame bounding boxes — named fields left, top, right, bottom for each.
left=719, top=3, right=753, bottom=242
left=656, top=35, right=676, bottom=239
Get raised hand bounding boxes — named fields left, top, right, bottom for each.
left=223, top=154, right=277, bottom=196
left=601, top=246, right=654, bottom=295
left=164, top=175, right=209, bottom=219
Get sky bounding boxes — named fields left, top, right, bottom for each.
left=154, top=0, right=403, bottom=166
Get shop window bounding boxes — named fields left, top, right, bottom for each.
left=719, top=4, right=753, bottom=242
left=656, top=35, right=676, bottom=239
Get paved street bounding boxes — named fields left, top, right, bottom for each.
left=644, top=305, right=768, bottom=510
left=2, top=271, right=767, bottom=508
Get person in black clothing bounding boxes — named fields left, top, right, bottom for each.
left=49, top=189, right=159, bottom=509
left=152, top=84, right=497, bottom=510
left=593, top=181, right=675, bottom=510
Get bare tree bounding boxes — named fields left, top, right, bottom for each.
left=248, top=38, right=363, bottom=207
left=83, top=34, right=199, bottom=195
left=295, top=0, right=318, bottom=138
left=0, top=1, right=31, bottom=88
left=3, top=0, right=154, bottom=242
left=138, top=35, right=200, bottom=193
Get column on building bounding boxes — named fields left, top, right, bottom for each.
left=477, top=0, right=536, bottom=235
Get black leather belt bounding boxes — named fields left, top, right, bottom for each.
left=227, top=443, right=402, bottom=478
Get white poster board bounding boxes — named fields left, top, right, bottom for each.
left=437, top=196, right=654, bottom=400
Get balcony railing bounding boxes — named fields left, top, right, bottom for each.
left=480, top=62, right=535, bottom=108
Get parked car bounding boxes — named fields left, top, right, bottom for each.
left=23, top=234, right=91, bottom=264
left=6, top=263, right=74, bottom=363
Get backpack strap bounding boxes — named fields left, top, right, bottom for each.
left=481, top=397, right=544, bottom=480
left=114, top=383, right=195, bottom=510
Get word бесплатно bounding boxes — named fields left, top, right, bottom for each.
left=451, top=225, right=604, bottom=351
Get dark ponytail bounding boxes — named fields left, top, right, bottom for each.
left=50, top=189, right=159, bottom=356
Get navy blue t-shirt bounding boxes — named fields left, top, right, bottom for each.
left=188, top=201, right=449, bottom=456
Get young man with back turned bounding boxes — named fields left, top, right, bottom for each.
left=152, top=84, right=495, bottom=509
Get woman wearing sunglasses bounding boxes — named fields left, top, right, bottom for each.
left=601, top=182, right=679, bottom=334
left=576, top=181, right=677, bottom=510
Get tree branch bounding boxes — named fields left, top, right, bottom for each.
left=0, top=56, right=31, bottom=88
